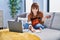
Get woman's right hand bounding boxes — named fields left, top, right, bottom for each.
left=29, top=25, right=35, bottom=32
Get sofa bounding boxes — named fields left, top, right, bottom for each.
left=14, top=12, right=60, bottom=40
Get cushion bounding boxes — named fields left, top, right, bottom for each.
left=51, top=13, right=60, bottom=30
left=17, top=13, right=27, bottom=18
left=15, top=13, right=27, bottom=21
left=44, top=12, right=54, bottom=28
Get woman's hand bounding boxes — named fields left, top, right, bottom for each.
left=29, top=25, right=35, bottom=32
left=45, top=15, right=51, bottom=19
left=42, top=15, right=51, bottom=22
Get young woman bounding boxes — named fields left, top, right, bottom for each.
left=28, top=3, right=44, bottom=32
left=24, top=3, right=51, bottom=32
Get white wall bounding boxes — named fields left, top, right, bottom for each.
left=0, top=0, right=12, bottom=28
left=50, top=0, right=60, bottom=12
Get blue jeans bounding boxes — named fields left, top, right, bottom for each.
left=23, top=23, right=44, bottom=29
left=33, top=23, right=44, bottom=29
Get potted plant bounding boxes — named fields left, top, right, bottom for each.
left=9, top=0, right=22, bottom=18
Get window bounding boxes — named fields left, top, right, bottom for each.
left=47, top=0, right=49, bottom=12
left=24, top=0, right=26, bottom=12
left=24, top=0, right=33, bottom=13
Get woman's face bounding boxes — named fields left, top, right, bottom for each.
left=32, top=8, right=38, bottom=15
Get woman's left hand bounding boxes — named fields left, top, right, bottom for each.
left=45, top=15, right=51, bottom=19
left=42, top=15, right=51, bottom=22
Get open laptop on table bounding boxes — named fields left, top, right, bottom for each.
left=8, top=21, right=24, bottom=33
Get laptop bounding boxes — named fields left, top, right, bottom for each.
left=8, top=21, right=23, bottom=33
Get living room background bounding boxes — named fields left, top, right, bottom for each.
left=0, top=0, right=60, bottom=28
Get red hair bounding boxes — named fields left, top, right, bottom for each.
left=30, top=3, right=40, bottom=17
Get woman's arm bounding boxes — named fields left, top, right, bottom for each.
left=28, top=14, right=33, bottom=27
left=42, top=17, right=45, bottom=22
left=39, top=12, right=51, bottom=24
left=28, top=14, right=36, bottom=32
left=39, top=12, right=44, bottom=24
left=42, top=15, right=51, bottom=22
left=28, top=14, right=32, bottom=24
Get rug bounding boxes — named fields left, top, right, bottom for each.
left=0, top=29, right=40, bottom=40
